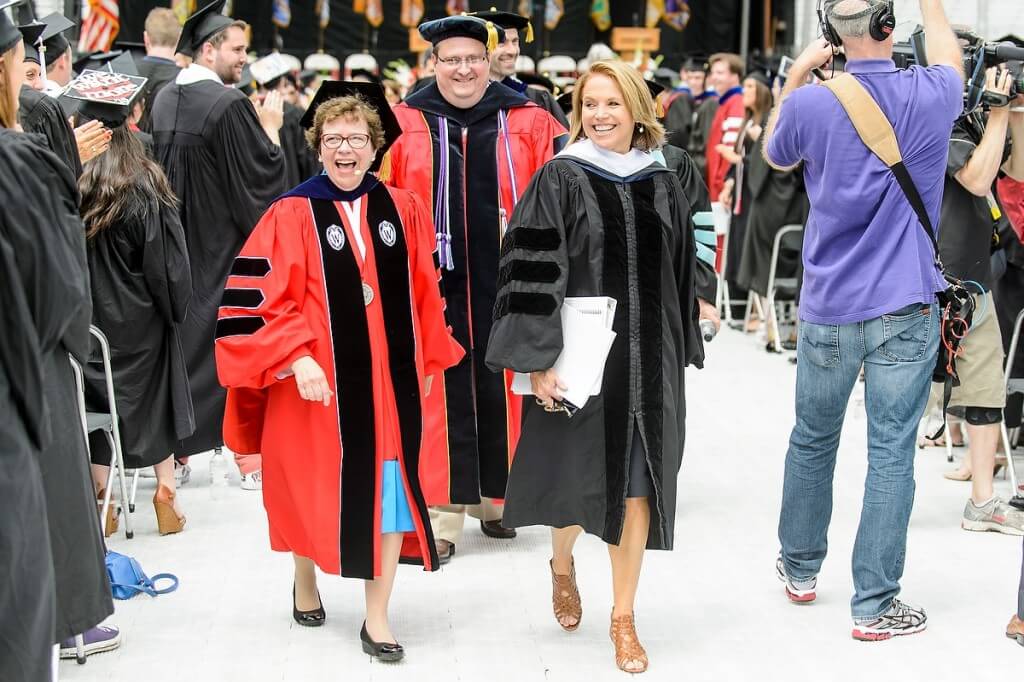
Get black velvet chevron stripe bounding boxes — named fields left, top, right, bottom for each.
left=215, top=316, right=265, bottom=339
left=229, top=257, right=271, bottom=278
left=221, top=288, right=265, bottom=309
left=494, top=291, right=558, bottom=319
left=499, top=227, right=562, bottom=259
left=499, top=259, right=561, bottom=285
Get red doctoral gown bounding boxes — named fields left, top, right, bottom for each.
left=705, top=86, right=746, bottom=204
left=387, top=80, right=567, bottom=506
left=215, top=174, right=464, bottom=579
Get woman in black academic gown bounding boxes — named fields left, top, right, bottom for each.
left=76, top=88, right=195, bottom=537
left=0, top=23, right=58, bottom=682
left=486, top=60, right=713, bottom=674
left=0, top=18, right=115, bottom=669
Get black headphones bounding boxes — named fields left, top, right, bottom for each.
left=818, top=0, right=896, bottom=47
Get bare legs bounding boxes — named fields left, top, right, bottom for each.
left=550, top=498, right=651, bottom=672
left=551, top=525, right=584, bottom=628
left=364, top=533, right=403, bottom=643
left=90, top=454, right=180, bottom=515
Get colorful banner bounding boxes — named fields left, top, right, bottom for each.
left=645, top=0, right=664, bottom=28
left=316, top=0, right=331, bottom=28
left=446, top=0, right=469, bottom=16
left=590, top=0, right=610, bottom=31
left=171, top=0, right=195, bottom=25
left=663, top=0, right=691, bottom=31
left=400, top=0, right=424, bottom=28
left=78, top=0, right=120, bottom=53
left=366, top=0, right=383, bottom=27
left=544, top=0, right=563, bottom=30
left=272, top=0, right=291, bottom=28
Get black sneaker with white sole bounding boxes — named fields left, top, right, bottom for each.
left=852, top=599, right=927, bottom=641
left=776, top=555, right=817, bottom=603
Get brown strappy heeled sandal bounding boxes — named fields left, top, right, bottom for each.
left=550, top=558, right=582, bottom=632
left=610, top=612, right=648, bottom=674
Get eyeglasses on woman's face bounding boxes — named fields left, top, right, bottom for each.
left=321, top=133, right=371, bottom=150
left=435, top=54, right=487, bottom=68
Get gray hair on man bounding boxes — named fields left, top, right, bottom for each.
left=826, top=0, right=884, bottom=40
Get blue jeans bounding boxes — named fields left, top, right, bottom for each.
left=778, top=303, right=939, bottom=619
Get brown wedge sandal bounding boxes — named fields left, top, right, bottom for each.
left=610, top=612, right=648, bottom=674
left=550, top=559, right=582, bottom=631
left=96, top=489, right=118, bottom=538
left=153, top=484, right=186, bottom=536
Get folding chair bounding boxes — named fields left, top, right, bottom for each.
left=70, top=326, right=135, bottom=540
left=764, top=224, right=804, bottom=354
left=1001, top=309, right=1024, bottom=509
left=712, top=202, right=733, bottom=321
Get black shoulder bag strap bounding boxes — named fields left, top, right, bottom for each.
left=823, top=74, right=975, bottom=439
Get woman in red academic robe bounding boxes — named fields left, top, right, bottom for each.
left=215, top=82, right=463, bottom=661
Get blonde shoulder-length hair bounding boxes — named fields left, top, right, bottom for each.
left=0, top=41, right=21, bottom=129
left=568, top=60, right=665, bottom=152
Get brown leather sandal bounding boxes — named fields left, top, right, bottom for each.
left=550, top=558, right=581, bottom=631
left=610, top=612, right=648, bottom=673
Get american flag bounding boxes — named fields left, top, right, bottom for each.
left=78, top=0, right=119, bottom=53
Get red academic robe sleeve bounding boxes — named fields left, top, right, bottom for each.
left=215, top=199, right=319, bottom=390
left=390, top=186, right=465, bottom=378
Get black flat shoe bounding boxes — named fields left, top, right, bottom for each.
left=480, top=519, right=517, bottom=539
left=360, top=622, right=404, bottom=662
left=292, top=584, right=326, bottom=627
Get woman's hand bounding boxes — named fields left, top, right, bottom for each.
left=719, top=179, right=734, bottom=209
left=291, top=355, right=334, bottom=406
left=715, top=143, right=741, bottom=165
left=76, top=120, right=111, bottom=163
left=531, top=369, right=566, bottom=409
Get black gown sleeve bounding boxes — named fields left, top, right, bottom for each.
left=19, top=87, right=83, bottom=178
left=213, top=96, right=287, bottom=237
left=664, top=95, right=693, bottom=151
left=142, top=200, right=193, bottom=325
left=486, top=161, right=572, bottom=373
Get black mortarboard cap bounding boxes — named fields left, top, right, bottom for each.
left=236, top=64, right=255, bottom=94
left=745, top=69, right=773, bottom=88
left=470, top=9, right=533, bottom=43
left=65, top=69, right=149, bottom=128
left=74, top=50, right=139, bottom=76
left=300, top=80, right=402, bottom=172
left=37, top=12, right=73, bottom=56
left=517, top=72, right=555, bottom=93
left=112, top=40, right=147, bottom=64
left=0, top=6, right=20, bottom=54
left=680, top=55, right=708, bottom=73
left=645, top=79, right=665, bottom=99
left=349, top=68, right=381, bottom=85
left=417, top=15, right=503, bottom=52
left=556, top=89, right=573, bottom=116
left=16, top=21, right=44, bottom=60
left=176, top=0, right=233, bottom=57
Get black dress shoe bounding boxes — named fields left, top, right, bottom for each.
left=480, top=519, right=517, bottom=539
left=360, top=622, right=404, bottom=662
left=397, top=540, right=454, bottom=566
left=292, top=584, right=326, bottom=627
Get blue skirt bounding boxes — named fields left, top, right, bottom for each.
left=381, top=460, right=415, bottom=533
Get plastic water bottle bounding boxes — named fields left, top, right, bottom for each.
left=700, top=319, right=718, bottom=343
left=209, top=447, right=229, bottom=498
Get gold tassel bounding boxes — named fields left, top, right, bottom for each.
left=525, top=21, right=534, bottom=43
left=377, top=151, right=392, bottom=182
left=486, top=21, right=498, bottom=52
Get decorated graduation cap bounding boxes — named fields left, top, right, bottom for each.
left=64, top=69, right=149, bottom=128
left=417, top=15, right=503, bottom=53
left=250, top=52, right=293, bottom=87
left=470, top=8, right=533, bottom=43
left=176, top=0, right=234, bottom=57
left=300, top=80, right=402, bottom=172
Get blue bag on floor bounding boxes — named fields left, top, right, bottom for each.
left=105, top=551, right=179, bottom=600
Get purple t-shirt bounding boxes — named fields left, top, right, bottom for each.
left=766, top=59, right=962, bottom=324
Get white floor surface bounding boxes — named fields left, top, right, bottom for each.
left=60, top=326, right=1024, bottom=682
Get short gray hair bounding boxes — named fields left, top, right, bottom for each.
left=826, top=0, right=880, bottom=40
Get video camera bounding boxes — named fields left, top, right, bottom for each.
left=894, top=26, right=1024, bottom=112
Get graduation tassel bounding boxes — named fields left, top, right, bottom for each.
left=377, top=151, right=392, bottom=183
left=525, top=21, right=534, bottom=43
left=485, top=21, right=498, bottom=53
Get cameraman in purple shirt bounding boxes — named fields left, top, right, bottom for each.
left=763, top=0, right=963, bottom=641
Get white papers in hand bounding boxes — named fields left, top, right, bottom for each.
left=511, top=296, right=617, bottom=410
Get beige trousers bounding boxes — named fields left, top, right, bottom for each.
left=429, top=498, right=504, bottom=545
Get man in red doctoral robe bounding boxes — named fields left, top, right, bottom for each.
left=704, top=52, right=746, bottom=204
left=387, top=14, right=567, bottom=561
